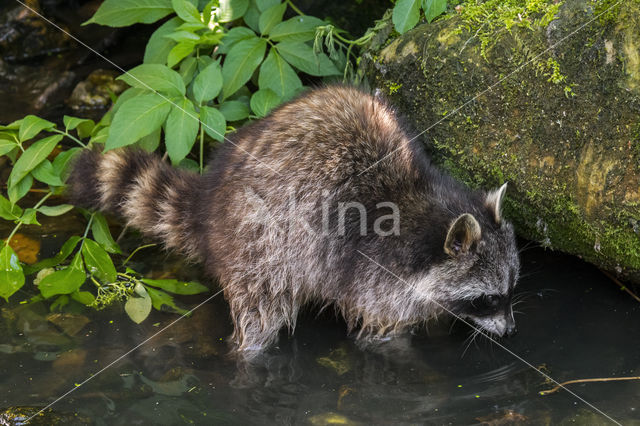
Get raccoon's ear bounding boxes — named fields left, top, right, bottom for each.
left=444, top=214, right=482, bottom=257
left=485, top=182, right=508, bottom=224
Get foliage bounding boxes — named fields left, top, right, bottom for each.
left=392, top=0, right=448, bottom=34
left=0, top=0, right=446, bottom=323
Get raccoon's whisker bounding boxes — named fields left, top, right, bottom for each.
left=448, top=316, right=460, bottom=334
left=461, top=329, right=480, bottom=358
left=518, top=240, right=541, bottom=253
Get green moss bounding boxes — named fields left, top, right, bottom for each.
left=455, top=0, right=562, bottom=59
left=594, top=0, right=622, bottom=27
left=387, top=82, right=403, bottom=95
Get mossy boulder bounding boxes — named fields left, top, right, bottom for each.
left=361, top=0, right=640, bottom=285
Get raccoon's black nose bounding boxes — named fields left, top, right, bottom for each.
left=505, top=323, right=517, bottom=338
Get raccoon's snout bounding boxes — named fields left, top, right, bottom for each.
left=467, top=311, right=517, bottom=338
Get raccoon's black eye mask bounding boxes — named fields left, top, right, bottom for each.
left=450, top=294, right=510, bottom=317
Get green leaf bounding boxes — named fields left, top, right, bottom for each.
left=18, top=115, right=55, bottom=142
left=270, top=16, right=325, bottom=42
left=275, top=41, right=340, bottom=76
left=0, top=134, right=19, bottom=156
left=82, top=238, right=117, bottom=283
left=118, top=64, right=186, bottom=96
left=85, top=0, right=173, bottom=27
left=145, top=286, right=188, bottom=314
left=8, top=174, right=33, bottom=205
left=164, top=30, right=201, bottom=42
left=219, top=100, right=250, bottom=121
left=125, top=283, right=152, bottom=323
left=0, top=195, right=22, bottom=221
left=0, top=119, right=22, bottom=130
left=37, top=204, right=74, bottom=217
left=90, top=127, right=110, bottom=145
left=106, top=93, right=171, bottom=151
left=178, top=21, right=207, bottom=31
left=423, top=0, right=447, bottom=23
left=110, top=87, right=146, bottom=115
left=256, top=0, right=279, bottom=11
left=258, top=2, right=286, bottom=35
left=167, top=41, right=196, bottom=68
left=197, top=55, right=214, bottom=72
left=177, top=157, right=199, bottom=172
left=179, top=56, right=198, bottom=85
left=31, top=160, right=63, bottom=187
left=200, top=106, right=226, bottom=142
left=52, top=147, right=81, bottom=181
left=142, top=278, right=208, bottom=295
left=0, top=194, right=23, bottom=221
left=259, top=49, right=302, bottom=98
left=218, top=26, right=256, bottom=54
left=72, top=291, right=96, bottom=306
left=217, top=0, right=250, bottom=22
left=0, top=245, right=25, bottom=301
left=250, top=89, right=280, bottom=117
left=242, top=1, right=260, bottom=31
left=144, top=17, right=181, bottom=64
left=38, top=252, right=86, bottom=299
left=23, top=236, right=81, bottom=275
left=8, top=134, right=62, bottom=188
left=171, top=0, right=202, bottom=23
left=193, top=61, right=223, bottom=105
left=91, top=212, right=121, bottom=254
left=165, top=98, right=199, bottom=164
left=19, top=208, right=40, bottom=225
left=63, top=116, right=95, bottom=138
left=221, top=37, right=267, bottom=100
left=392, top=0, right=420, bottom=34
left=135, top=127, right=161, bottom=152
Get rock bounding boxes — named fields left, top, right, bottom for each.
left=66, top=69, right=127, bottom=114
left=46, top=313, right=90, bottom=336
left=361, top=0, right=640, bottom=285
left=0, top=406, right=92, bottom=425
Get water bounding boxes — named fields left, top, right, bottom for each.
left=1, top=227, right=639, bottom=425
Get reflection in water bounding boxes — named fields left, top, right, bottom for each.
left=1, top=235, right=639, bottom=424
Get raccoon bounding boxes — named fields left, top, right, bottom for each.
left=68, top=86, right=519, bottom=356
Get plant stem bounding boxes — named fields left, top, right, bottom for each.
left=286, top=0, right=305, bottom=16
left=51, top=128, right=87, bottom=148
left=4, top=191, right=53, bottom=246
left=78, top=212, right=95, bottom=252
left=122, top=244, right=157, bottom=266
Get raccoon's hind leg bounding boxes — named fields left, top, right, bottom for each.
left=225, top=284, right=298, bottom=356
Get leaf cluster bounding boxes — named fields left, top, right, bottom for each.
left=93, top=0, right=342, bottom=167
left=392, top=0, right=448, bottom=34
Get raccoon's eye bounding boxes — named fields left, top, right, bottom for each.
left=486, top=294, right=499, bottom=306
left=467, top=294, right=502, bottom=316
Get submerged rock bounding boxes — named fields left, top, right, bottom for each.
left=0, top=406, right=92, bottom=425
left=361, top=0, right=640, bottom=285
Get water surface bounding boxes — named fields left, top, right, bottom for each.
left=1, top=230, right=638, bottom=425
